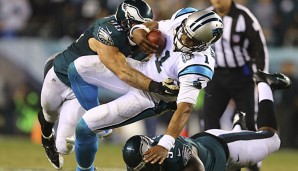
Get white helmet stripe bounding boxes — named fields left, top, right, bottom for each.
left=190, top=12, right=219, bottom=30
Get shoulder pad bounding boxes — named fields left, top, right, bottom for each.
left=171, top=7, right=198, bottom=20
left=93, top=16, right=126, bottom=46
left=96, top=26, right=114, bottom=46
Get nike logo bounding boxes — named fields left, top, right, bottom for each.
left=106, top=27, right=112, bottom=34
left=164, top=90, right=172, bottom=94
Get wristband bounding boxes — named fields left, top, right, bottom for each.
left=158, top=134, right=175, bottom=151
left=129, top=24, right=150, bottom=38
left=149, top=80, right=161, bottom=93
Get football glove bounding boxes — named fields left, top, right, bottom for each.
left=149, top=78, right=179, bottom=96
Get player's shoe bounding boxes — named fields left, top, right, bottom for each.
left=232, top=111, right=247, bottom=130
left=247, top=164, right=260, bottom=171
left=253, top=70, right=291, bottom=90
left=65, top=129, right=113, bottom=154
left=42, top=133, right=64, bottom=170
left=97, top=129, right=113, bottom=139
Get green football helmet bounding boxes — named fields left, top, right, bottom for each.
left=115, top=0, right=153, bottom=32
left=123, top=135, right=162, bottom=171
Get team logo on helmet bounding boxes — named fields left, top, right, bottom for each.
left=211, top=28, right=223, bottom=43
left=121, top=2, right=151, bottom=23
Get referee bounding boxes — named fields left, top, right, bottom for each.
left=202, top=1, right=269, bottom=170
left=203, top=1, right=269, bottom=139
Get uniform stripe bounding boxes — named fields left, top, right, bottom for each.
left=178, top=65, right=213, bottom=79
left=219, top=130, right=274, bottom=143
left=190, top=11, right=214, bottom=28
left=193, top=18, right=222, bottom=31
left=211, top=2, right=268, bottom=71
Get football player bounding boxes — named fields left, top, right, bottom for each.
left=67, top=8, right=223, bottom=171
left=122, top=70, right=291, bottom=171
left=38, top=0, right=171, bottom=170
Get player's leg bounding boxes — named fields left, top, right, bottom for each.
left=218, top=71, right=291, bottom=170
left=68, top=55, right=130, bottom=110
left=254, top=70, right=291, bottom=131
left=55, top=98, right=85, bottom=155
left=231, top=80, right=256, bottom=131
left=75, top=91, right=155, bottom=171
left=39, top=67, right=69, bottom=169
left=203, top=78, right=231, bottom=130
left=68, top=61, right=100, bottom=110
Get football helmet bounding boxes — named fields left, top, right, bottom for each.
left=115, top=0, right=153, bottom=32
left=174, top=10, right=223, bottom=53
left=123, top=135, right=162, bottom=171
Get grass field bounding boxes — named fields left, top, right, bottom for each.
left=0, top=136, right=298, bottom=171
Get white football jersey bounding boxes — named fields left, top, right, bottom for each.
left=134, top=12, right=215, bottom=105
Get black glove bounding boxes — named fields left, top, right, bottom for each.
left=149, top=78, right=179, bottom=96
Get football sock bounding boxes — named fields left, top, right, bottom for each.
left=256, top=83, right=277, bottom=130
left=232, top=125, right=242, bottom=131
left=75, top=118, right=97, bottom=171
left=258, top=82, right=273, bottom=102
left=38, top=110, right=54, bottom=137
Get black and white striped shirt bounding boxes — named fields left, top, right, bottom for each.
left=207, top=2, right=269, bottom=72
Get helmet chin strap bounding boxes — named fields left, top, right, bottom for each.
left=133, top=161, right=147, bottom=171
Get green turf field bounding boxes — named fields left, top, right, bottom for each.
left=0, top=136, right=298, bottom=171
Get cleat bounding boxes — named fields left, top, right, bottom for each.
left=247, top=164, right=260, bottom=171
left=233, top=111, right=247, bottom=130
left=253, top=70, right=291, bottom=90
left=42, top=133, right=64, bottom=170
left=97, top=129, right=113, bottom=139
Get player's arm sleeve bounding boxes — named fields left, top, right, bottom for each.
left=176, top=61, right=214, bottom=104
left=177, top=74, right=211, bottom=105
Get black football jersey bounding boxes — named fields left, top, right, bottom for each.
left=53, top=15, right=146, bottom=86
left=153, top=133, right=227, bottom=171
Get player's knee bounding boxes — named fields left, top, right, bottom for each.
left=269, top=133, right=281, bottom=152
left=42, top=109, right=58, bottom=123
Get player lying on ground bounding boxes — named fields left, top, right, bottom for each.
left=122, top=70, right=291, bottom=171
left=66, top=8, right=223, bottom=171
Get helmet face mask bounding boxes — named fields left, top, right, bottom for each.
left=115, top=0, right=153, bottom=32
left=174, top=10, right=223, bottom=53
left=123, top=135, right=163, bottom=171
left=174, top=21, right=208, bottom=53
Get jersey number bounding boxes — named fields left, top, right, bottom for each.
left=155, top=50, right=170, bottom=73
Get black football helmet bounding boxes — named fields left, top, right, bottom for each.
left=115, top=0, right=153, bottom=32
left=122, top=135, right=162, bottom=171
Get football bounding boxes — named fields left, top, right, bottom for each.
left=146, top=29, right=166, bottom=53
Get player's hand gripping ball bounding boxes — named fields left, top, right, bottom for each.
left=146, top=29, right=166, bottom=54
